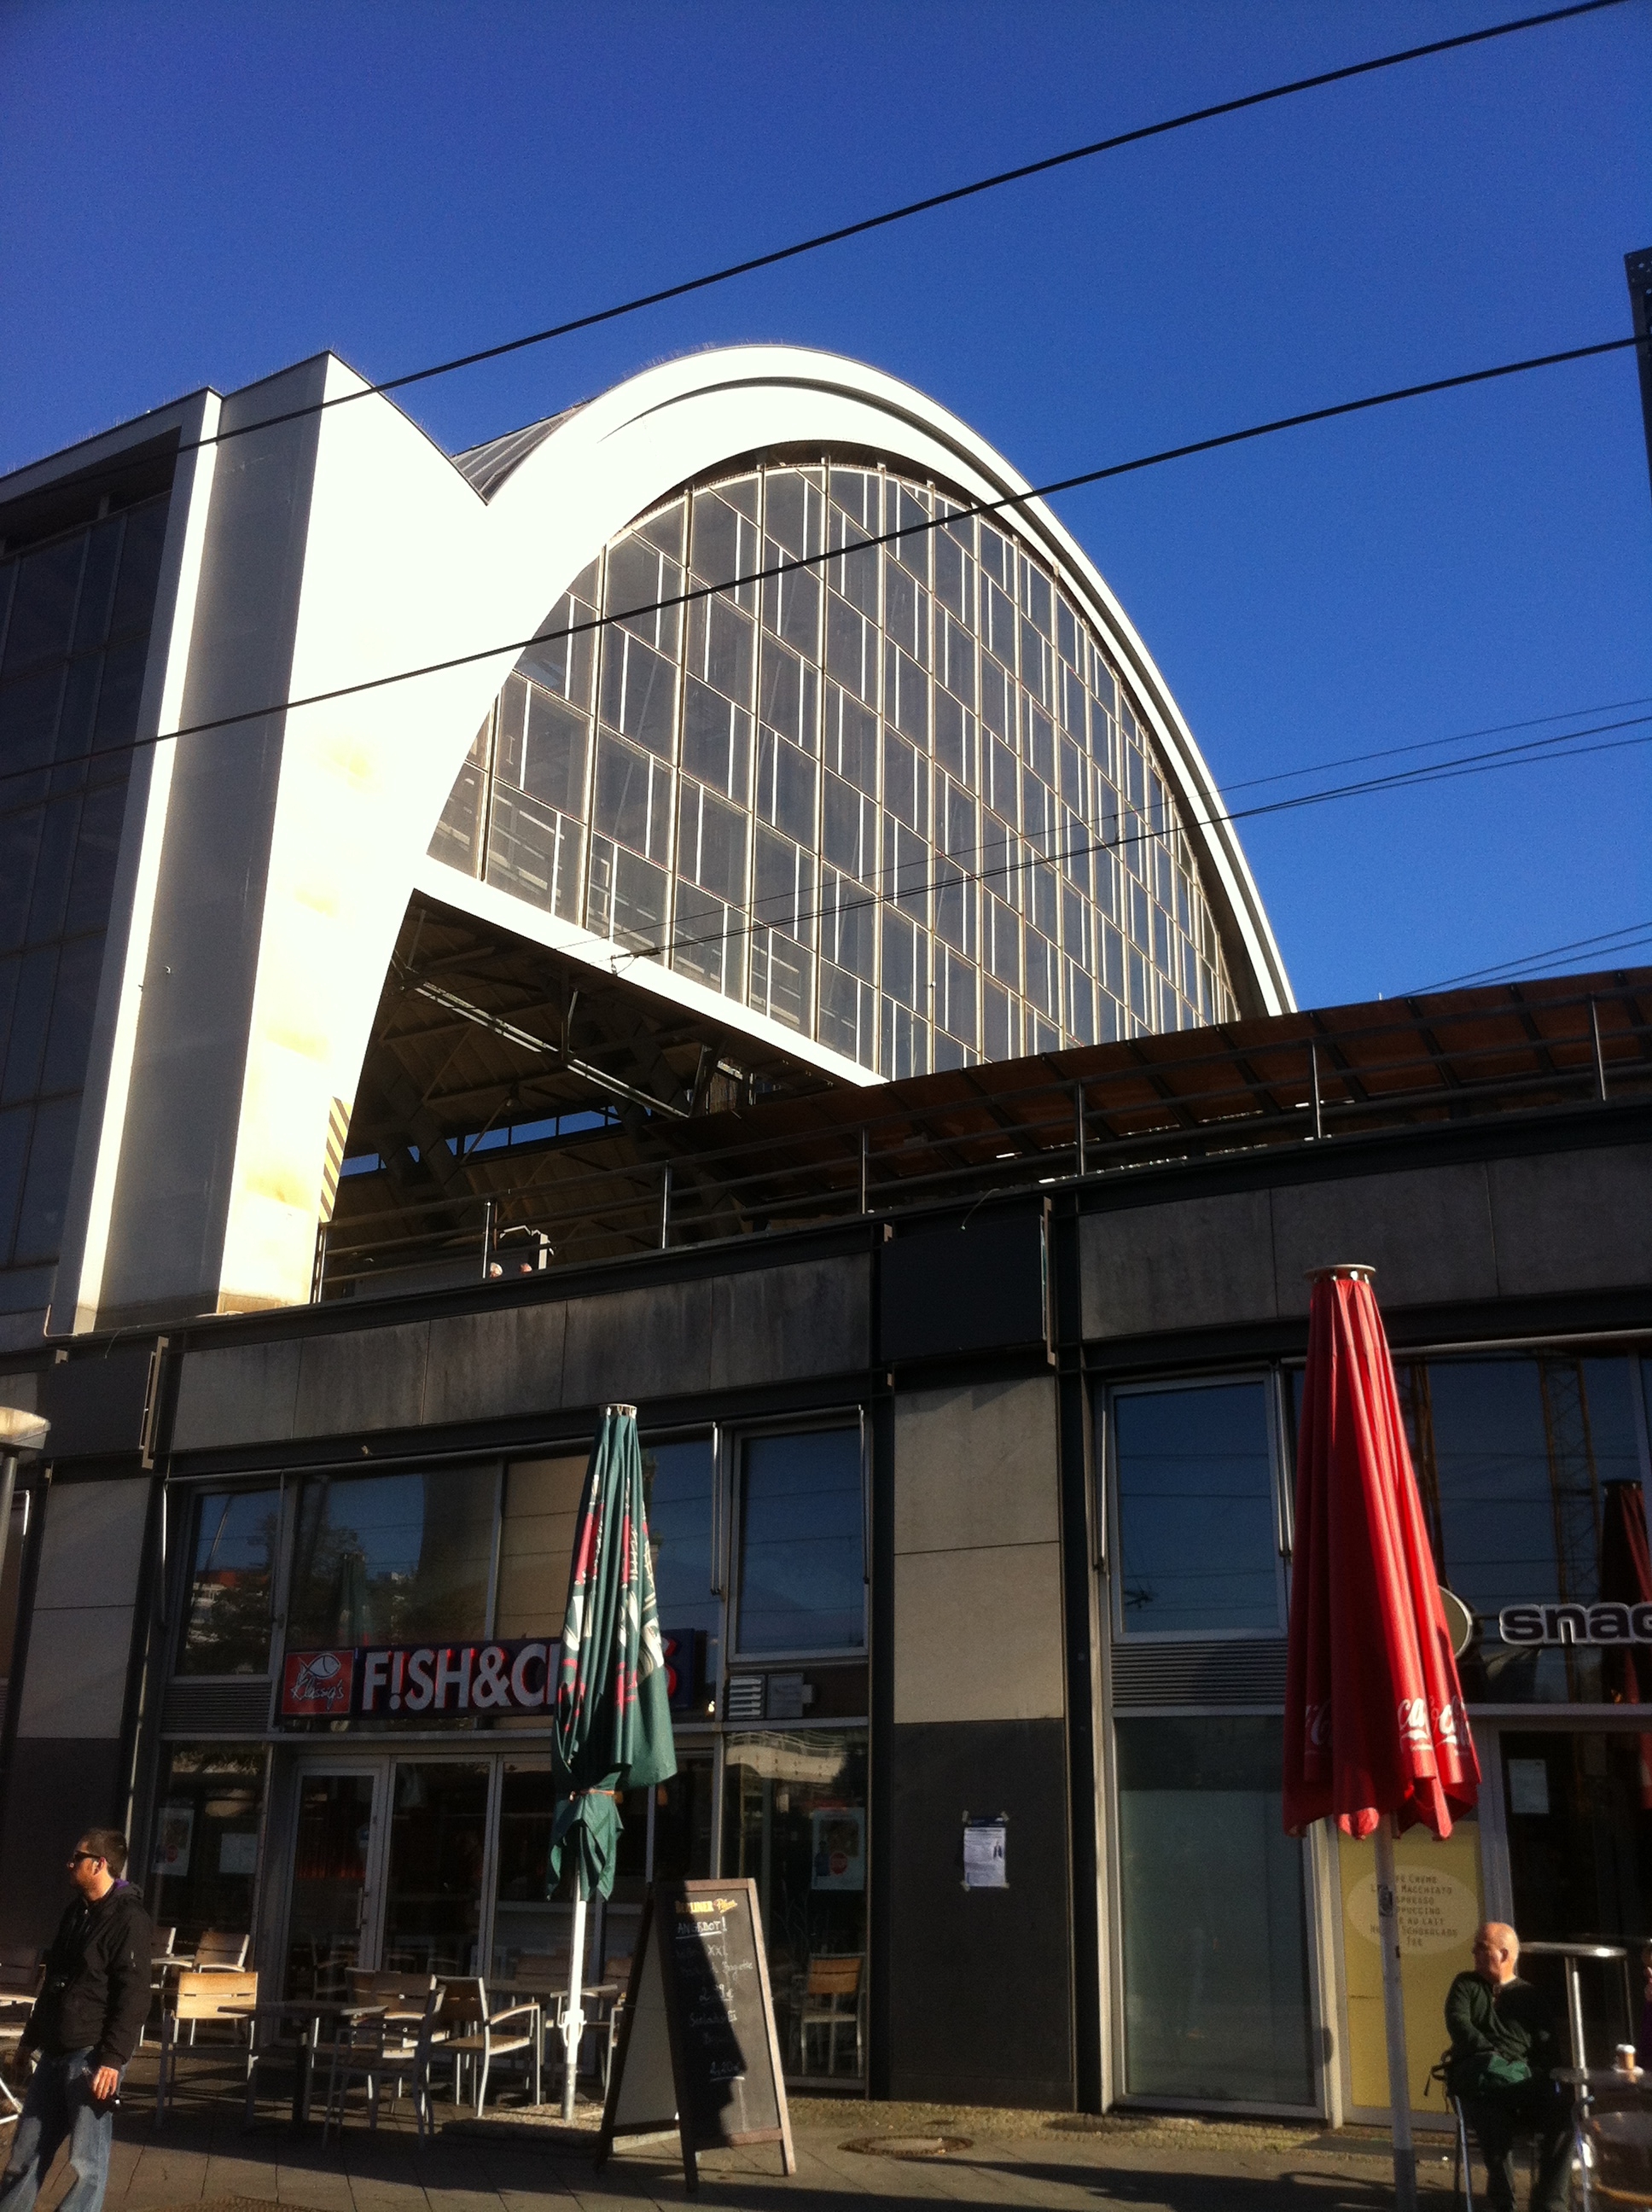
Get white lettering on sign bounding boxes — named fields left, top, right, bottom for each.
left=1347, top=1866, right=1480, bottom=1956
left=1499, top=1603, right=1652, bottom=1647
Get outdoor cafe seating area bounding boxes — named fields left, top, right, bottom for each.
left=0, top=1933, right=627, bottom=2138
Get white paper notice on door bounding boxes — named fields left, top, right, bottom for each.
left=963, top=1817, right=1008, bottom=1889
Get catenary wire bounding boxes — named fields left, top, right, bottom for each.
left=615, top=715, right=1652, bottom=972
left=1216, top=696, right=1652, bottom=795
left=9, top=328, right=1632, bottom=794
left=5, top=0, right=1627, bottom=481
left=1411, top=921, right=1652, bottom=992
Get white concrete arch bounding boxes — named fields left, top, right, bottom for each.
left=70, top=345, right=1289, bottom=1326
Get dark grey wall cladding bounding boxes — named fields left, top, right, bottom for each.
left=1080, top=1143, right=1651, bottom=1337
left=887, top=1717, right=1073, bottom=2107
left=880, top=1211, right=1047, bottom=1363
left=172, top=1253, right=871, bottom=1451
left=0, top=1738, right=125, bottom=1950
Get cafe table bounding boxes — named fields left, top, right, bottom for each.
left=1520, top=1941, right=1635, bottom=2073
left=221, top=1999, right=387, bottom=2128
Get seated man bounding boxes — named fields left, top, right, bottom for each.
left=1446, top=1921, right=1573, bottom=2212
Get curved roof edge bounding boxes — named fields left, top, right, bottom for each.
left=452, top=345, right=1294, bottom=1019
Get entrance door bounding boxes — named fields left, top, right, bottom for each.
left=282, top=1766, right=389, bottom=2000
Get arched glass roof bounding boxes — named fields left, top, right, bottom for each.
left=429, top=455, right=1239, bottom=1078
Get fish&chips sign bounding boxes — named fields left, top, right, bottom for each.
left=281, top=1629, right=701, bottom=1720
left=1498, top=1603, right=1652, bottom=1647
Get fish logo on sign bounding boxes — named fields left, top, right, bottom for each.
left=282, top=1649, right=355, bottom=1715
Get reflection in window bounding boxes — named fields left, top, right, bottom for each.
left=1113, top=1382, right=1281, bottom=1636
left=287, top=1470, right=495, bottom=1647
left=1395, top=1353, right=1649, bottom=1705
left=494, top=1456, right=586, bottom=1640
left=645, top=1439, right=719, bottom=1694
left=381, top=1760, right=489, bottom=1977
left=177, top=1488, right=278, bottom=1675
left=149, top=1743, right=265, bottom=1953
left=1116, top=1716, right=1313, bottom=2104
left=737, top=1429, right=864, bottom=1655
left=724, top=1730, right=868, bottom=2081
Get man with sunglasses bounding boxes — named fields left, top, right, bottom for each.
left=1, top=1831, right=152, bottom=2212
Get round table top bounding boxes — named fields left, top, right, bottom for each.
left=1520, top=1941, right=1630, bottom=1961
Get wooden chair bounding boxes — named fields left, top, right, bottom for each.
left=194, top=1930, right=250, bottom=1970
left=795, top=1955, right=864, bottom=2078
left=421, top=1979, right=539, bottom=2116
left=155, top=1968, right=259, bottom=2123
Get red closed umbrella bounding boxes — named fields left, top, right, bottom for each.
left=1284, top=1265, right=1480, bottom=2210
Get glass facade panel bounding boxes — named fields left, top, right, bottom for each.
left=430, top=465, right=1239, bottom=1076
left=288, top=1470, right=495, bottom=1648
left=380, top=1759, right=490, bottom=1976
left=494, top=1455, right=586, bottom=1641
left=1114, top=1382, right=1282, bottom=1637
left=177, top=1487, right=279, bottom=1676
left=723, top=1730, right=868, bottom=2081
left=1389, top=1353, right=1651, bottom=1704
left=148, top=1743, right=265, bottom=1952
left=736, top=1429, right=864, bottom=1656
left=645, top=1438, right=719, bottom=1695
left=1116, top=1716, right=1314, bottom=2104
left=284, top=1771, right=375, bottom=2000
left=0, top=492, right=171, bottom=1307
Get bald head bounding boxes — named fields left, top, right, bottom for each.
left=1473, top=1923, right=1519, bottom=1984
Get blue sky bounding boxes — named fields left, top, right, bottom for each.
left=3, top=0, right=1648, bottom=1011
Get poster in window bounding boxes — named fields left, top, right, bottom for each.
left=153, top=1807, right=193, bottom=1877
left=810, top=1807, right=864, bottom=1891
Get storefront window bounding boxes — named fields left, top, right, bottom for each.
left=288, top=1470, right=495, bottom=1648
left=491, top=1761, right=567, bottom=1978
left=1113, top=1381, right=1283, bottom=1637
left=381, top=1760, right=489, bottom=1976
left=1396, top=1354, right=1650, bottom=1703
left=0, top=1491, right=26, bottom=1708
left=603, top=1749, right=717, bottom=1982
left=1500, top=1730, right=1648, bottom=2060
left=1116, top=1716, right=1315, bottom=2106
left=736, top=1429, right=864, bottom=1655
left=284, top=1772, right=375, bottom=2000
left=647, top=1440, right=719, bottom=1691
left=494, top=1456, right=585, bottom=1638
left=723, top=1729, right=868, bottom=2081
left=148, top=1743, right=265, bottom=1952
left=177, top=1487, right=278, bottom=1675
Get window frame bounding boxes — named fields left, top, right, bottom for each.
left=725, top=1412, right=870, bottom=1665
left=1102, top=1370, right=1291, bottom=1644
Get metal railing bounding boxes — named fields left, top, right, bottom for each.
left=313, top=985, right=1652, bottom=1301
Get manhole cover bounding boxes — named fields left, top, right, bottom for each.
left=841, top=2134, right=972, bottom=2160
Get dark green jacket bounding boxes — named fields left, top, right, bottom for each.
left=1445, top=1970, right=1557, bottom=2095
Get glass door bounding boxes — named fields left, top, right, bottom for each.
left=282, top=1765, right=389, bottom=1999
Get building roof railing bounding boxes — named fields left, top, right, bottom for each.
left=317, top=969, right=1652, bottom=1299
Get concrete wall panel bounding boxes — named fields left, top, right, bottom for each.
left=893, top=1545, right=1064, bottom=1724
left=1489, top=1146, right=1652, bottom=1297
left=172, top=1338, right=301, bottom=1451
left=1271, top=1164, right=1498, bottom=1314
left=561, top=1279, right=716, bottom=1409
left=29, top=1478, right=150, bottom=1611
left=1080, top=1190, right=1275, bottom=1339
left=894, top=1379, right=1059, bottom=1554
left=423, top=1301, right=567, bottom=1426
left=15, top=1606, right=137, bottom=1738
left=293, top=1322, right=429, bottom=1438
left=709, top=1256, right=868, bottom=1391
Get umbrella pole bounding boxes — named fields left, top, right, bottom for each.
left=1373, top=1815, right=1417, bottom=2212
left=561, top=1873, right=587, bottom=2122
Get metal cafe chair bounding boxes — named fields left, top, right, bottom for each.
left=155, top=1969, right=259, bottom=2124
left=794, top=1955, right=864, bottom=2079
left=422, top=1978, right=540, bottom=2116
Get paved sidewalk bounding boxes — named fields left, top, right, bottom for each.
left=18, top=2054, right=1469, bottom=2211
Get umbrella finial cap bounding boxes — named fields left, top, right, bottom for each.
left=603, top=1402, right=638, bottom=1417
left=1305, top=1262, right=1376, bottom=1283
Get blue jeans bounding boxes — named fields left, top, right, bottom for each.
left=0, top=2051, right=120, bottom=2212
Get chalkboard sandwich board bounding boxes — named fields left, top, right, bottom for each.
left=596, top=1876, right=795, bottom=2192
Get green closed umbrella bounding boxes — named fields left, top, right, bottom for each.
left=547, top=1403, right=676, bottom=2116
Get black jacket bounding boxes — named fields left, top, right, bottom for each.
left=1445, top=1969, right=1558, bottom=2096
left=21, top=1882, right=153, bottom=2071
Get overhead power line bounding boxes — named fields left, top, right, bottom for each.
left=1218, top=696, right=1652, bottom=796
left=4, top=0, right=1630, bottom=479
left=20, top=327, right=1628, bottom=789
left=1411, top=921, right=1652, bottom=993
